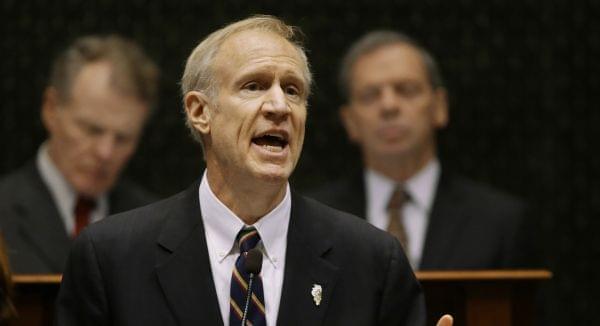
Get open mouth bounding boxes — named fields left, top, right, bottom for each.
left=252, top=132, right=289, bottom=152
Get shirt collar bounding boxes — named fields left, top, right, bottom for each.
left=37, top=143, right=77, bottom=221
left=404, top=159, right=440, bottom=211
left=37, top=143, right=109, bottom=231
left=199, top=171, right=291, bottom=268
left=365, top=158, right=440, bottom=212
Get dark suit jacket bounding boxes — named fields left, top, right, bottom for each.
left=55, top=181, right=424, bottom=326
left=0, top=160, right=156, bottom=274
left=310, top=170, right=536, bottom=270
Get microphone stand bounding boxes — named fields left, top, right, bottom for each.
left=241, top=248, right=262, bottom=326
left=241, top=272, right=255, bottom=326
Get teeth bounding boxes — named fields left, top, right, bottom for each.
left=262, top=144, right=283, bottom=152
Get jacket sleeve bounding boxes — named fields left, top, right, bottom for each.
left=378, top=237, right=426, bottom=326
left=54, top=228, right=109, bottom=326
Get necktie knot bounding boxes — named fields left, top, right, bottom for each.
left=75, top=196, right=96, bottom=215
left=236, top=227, right=261, bottom=254
left=386, top=185, right=410, bottom=211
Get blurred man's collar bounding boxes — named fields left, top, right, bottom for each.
left=37, top=143, right=108, bottom=234
left=365, top=157, right=440, bottom=211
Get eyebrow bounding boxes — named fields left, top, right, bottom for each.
left=75, top=116, right=137, bottom=139
left=235, top=68, right=307, bottom=91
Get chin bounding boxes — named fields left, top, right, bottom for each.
left=259, top=173, right=288, bottom=185
left=253, top=167, right=291, bottom=185
left=376, top=142, right=414, bottom=155
left=77, top=188, right=103, bottom=198
left=75, top=179, right=113, bottom=198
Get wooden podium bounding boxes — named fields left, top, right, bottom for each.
left=416, top=270, right=552, bottom=326
left=10, top=275, right=61, bottom=326
left=9, top=270, right=550, bottom=326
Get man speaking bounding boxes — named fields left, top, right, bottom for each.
left=55, top=16, right=448, bottom=325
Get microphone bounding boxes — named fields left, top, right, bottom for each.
left=245, top=248, right=263, bottom=275
left=241, top=248, right=263, bottom=326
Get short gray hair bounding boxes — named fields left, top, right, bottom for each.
left=50, top=35, right=159, bottom=109
left=181, top=15, right=312, bottom=143
left=339, top=30, right=444, bottom=102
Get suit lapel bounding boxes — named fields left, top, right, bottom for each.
left=14, top=163, right=72, bottom=271
left=277, top=194, right=339, bottom=326
left=155, top=182, right=223, bottom=326
left=420, top=173, right=469, bottom=269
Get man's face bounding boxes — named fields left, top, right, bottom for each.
left=341, top=43, right=447, bottom=165
left=201, top=30, right=308, bottom=186
left=42, top=62, right=149, bottom=197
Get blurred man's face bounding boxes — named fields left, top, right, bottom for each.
left=42, top=62, right=149, bottom=197
left=200, top=30, right=308, bottom=186
left=341, top=43, right=447, bottom=167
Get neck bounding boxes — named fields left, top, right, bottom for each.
left=365, top=146, right=436, bottom=183
left=206, top=168, right=287, bottom=225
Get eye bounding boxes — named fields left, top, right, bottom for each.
left=395, top=82, right=422, bottom=98
left=82, top=123, right=103, bottom=136
left=284, top=84, right=300, bottom=97
left=242, top=81, right=264, bottom=92
left=115, top=133, right=133, bottom=145
left=356, top=88, right=380, bottom=105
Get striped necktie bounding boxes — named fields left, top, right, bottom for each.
left=229, top=227, right=266, bottom=326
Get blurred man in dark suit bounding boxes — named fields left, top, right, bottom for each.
left=53, top=16, right=446, bottom=326
left=0, top=35, right=159, bottom=273
left=311, top=31, right=535, bottom=270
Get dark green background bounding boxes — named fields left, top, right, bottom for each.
left=1, top=1, right=598, bottom=324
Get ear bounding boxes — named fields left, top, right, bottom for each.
left=41, top=87, right=60, bottom=133
left=432, top=87, right=449, bottom=129
left=184, top=91, right=212, bottom=136
left=339, top=104, right=361, bottom=144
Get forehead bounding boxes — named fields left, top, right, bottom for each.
left=351, top=43, right=429, bottom=88
left=213, top=30, right=307, bottom=84
left=70, top=61, right=113, bottom=98
left=67, top=62, right=148, bottom=124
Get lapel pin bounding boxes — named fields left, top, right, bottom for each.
left=311, top=284, right=322, bottom=306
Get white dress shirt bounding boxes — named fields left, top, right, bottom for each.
left=36, top=144, right=108, bottom=236
left=199, top=172, right=290, bottom=326
left=364, top=159, right=440, bottom=268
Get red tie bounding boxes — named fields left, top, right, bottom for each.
left=74, top=196, right=96, bottom=237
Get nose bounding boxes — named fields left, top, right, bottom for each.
left=262, top=84, right=290, bottom=122
left=379, top=86, right=400, bottom=119
left=95, top=135, right=117, bottom=161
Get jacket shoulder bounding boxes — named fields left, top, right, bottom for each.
left=294, top=194, right=397, bottom=251
left=0, top=162, right=37, bottom=194
left=444, top=174, right=526, bottom=212
left=308, top=176, right=360, bottom=204
left=109, top=179, right=160, bottom=213
left=306, top=173, right=365, bottom=217
left=85, top=189, right=185, bottom=244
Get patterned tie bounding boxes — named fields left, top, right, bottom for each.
left=229, top=227, right=266, bottom=326
left=74, top=196, right=96, bottom=237
left=386, top=185, right=410, bottom=250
